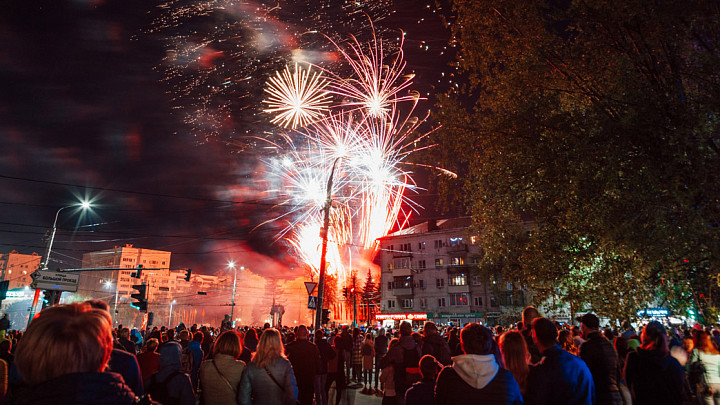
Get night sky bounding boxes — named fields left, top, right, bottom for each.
left=0, top=0, right=454, bottom=279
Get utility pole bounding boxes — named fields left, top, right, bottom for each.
left=352, top=272, right=357, bottom=327
left=315, top=157, right=341, bottom=330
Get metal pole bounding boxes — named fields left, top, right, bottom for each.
left=29, top=206, right=72, bottom=325
left=113, top=270, right=120, bottom=325
left=230, top=266, right=237, bottom=322
left=169, top=300, right=174, bottom=326
left=352, top=275, right=357, bottom=327
left=315, top=157, right=341, bottom=331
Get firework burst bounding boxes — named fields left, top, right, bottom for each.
left=262, top=26, right=432, bottom=280
left=263, top=63, right=331, bottom=129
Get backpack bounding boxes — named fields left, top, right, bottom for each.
left=181, top=346, right=194, bottom=375
left=147, top=370, right=184, bottom=405
left=395, top=344, right=422, bottom=390
left=689, top=356, right=713, bottom=396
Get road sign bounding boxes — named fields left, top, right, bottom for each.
left=31, top=270, right=80, bottom=292
left=304, top=282, right=317, bottom=295
left=308, top=295, right=318, bottom=310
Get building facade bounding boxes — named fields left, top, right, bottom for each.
left=377, top=218, right=528, bottom=327
left=0, top=251, right=42, bottom=289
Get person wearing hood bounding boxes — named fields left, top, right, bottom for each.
left=435, top=323, right=523, bottom=405
left=525, top=317, right=594, bottom=405
left=624, top=321, right=688, bottom=405
left=146, top=341, right=195, bottom=405
left=421, top=322, right=452, bottom=366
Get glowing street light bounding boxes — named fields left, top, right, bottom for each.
left=29, top=200, right=93, bottom=325
left=227, top=261, right=245, bottom=326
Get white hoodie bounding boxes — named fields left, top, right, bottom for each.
left=451, top=354, right=499, bottom=389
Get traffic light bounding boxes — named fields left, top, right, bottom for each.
left=342, top=287, right=348, bottom=298
left=130, top=283, right=148, bottom=312
left=132, top=265, right=143, bottom=278
left=321, top=309, right=331, bottom=325
left=184, top=269, right=192, bottom=282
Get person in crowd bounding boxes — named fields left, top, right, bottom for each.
left=245, top=328, right=259, bottom=352
left=327, top=334, right=347, bottom=405
left=12, top=303, right=139, bottom=405
left=558, top=329, right=579, bottom=356
left=404, top=355, right=440, bottom=405
left=188, top=331, right=204, bottom=391
left=689, top=330, right=720, bottom=404
left=421, top=321, right=452, bottom=366
left=448, top=328, right=462, bottom=356
left=386, top=321, right=422, bottom=405
left=577, top=313, right=621, bottom=405
left=362, top=333, right=375, bottom=394
left=341, top=327, right=353, bottom=383
left=374, top=327, right=389, bottom=395
left=380, top=339, right=399, bottom=405
left=434, top=323, right=522, bottom=405
left=117, top=327, right=137, bottom=356
left=146, top=341, right=195, bottom=405
left=177, top=330, right=191, bottom=350
left=624, top=321, right=688, bottom=404
left=499, top=330, right=530, bottom=395
left=521, top=306, right=542, bottom=363
left=221, top=315, right=233, bottom=333
left=620, top=321, right=636, bottom=341
left=137, top=338, right=161, bottom=387
left=314, top=329, right=334, bottom=405
left=86, top=299, right=144, bottom=398
left=285, top=325, right=320, bottom=405
left=240, top=328, right=298, bottom=405
left=352, top=328, right=363, bottom=382
left=200, top=330, right=246, bottom=404
left=0, top=339, right=13, bottom=370
left=525, top=317, right=595, bottom=405
left=613, top=337, right=630, bottom=375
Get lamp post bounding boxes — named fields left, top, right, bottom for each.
left=227, top=261, right=244, bottom=325
left=29, top=201, right=92, bottom=325
left=169, top=299, right=176, bottom=326
left=314, top=157, right=341, bottom=331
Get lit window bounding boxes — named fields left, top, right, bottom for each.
left=448, top=274, right=467, bottom=286
left=450, top=293, right=469, bottom=306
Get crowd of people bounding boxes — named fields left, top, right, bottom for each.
left=0, top=302, right=718, bottom=405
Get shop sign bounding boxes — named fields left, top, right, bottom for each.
left=375, top=313, right=428, bottom=321
left=429, top=312, right=483, bottom=319
left=637, top=308, right=669, bottom=317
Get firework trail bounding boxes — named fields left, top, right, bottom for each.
left=263, top=63, right=331, bottom=129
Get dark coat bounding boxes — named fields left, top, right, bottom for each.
left=375, top=334, right=389, bottom=359
left=285, top=338, right=321, bottom=386
left=525, top=345, right=595, bottom=405
left=421, top=333, right=452, bottom=366
left=624, top=348, right=688, bottom=405
left=109, top=348, right=144, bottom=397
left=315, top=337, right=335, bottom=375
left=12, top=372, right=137, bottom=405
left=404, top=378, right=435, bottom=405
left=578, top=332, right=620, bottom=404
left=521, top=328, right=542, bottom=364
left=434, top=361, right=523, bottom=405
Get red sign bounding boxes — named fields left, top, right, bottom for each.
left=375, top=313, right=428, bottom=321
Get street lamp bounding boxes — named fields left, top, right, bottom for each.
left=29, top=200, right=93, bottom=325
left=227, top=261, right=244, bottom=326
left=169, top=299, right=176, bottom=326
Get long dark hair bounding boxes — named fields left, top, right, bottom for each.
left=641, top=321, right=668, bottom=355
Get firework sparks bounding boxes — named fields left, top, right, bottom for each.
left=263, top=63, right=331, bottom=129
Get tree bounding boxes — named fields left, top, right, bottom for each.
left=432, top=0, right=720, bottom=322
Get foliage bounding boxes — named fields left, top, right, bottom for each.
left=433, top=0, right=720, bottom=322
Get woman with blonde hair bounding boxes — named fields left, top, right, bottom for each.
left=12, top=303, right=138, bottom=404
left=239, top=328, right=298, bottom=405
left=498, top=330, right=530, bottom=395
left=200, top=330, right=246, bottom=404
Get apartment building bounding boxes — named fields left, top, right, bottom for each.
left=0, top=251, right=42, bottom=289
left=377, top=218, right=528, bottom=327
